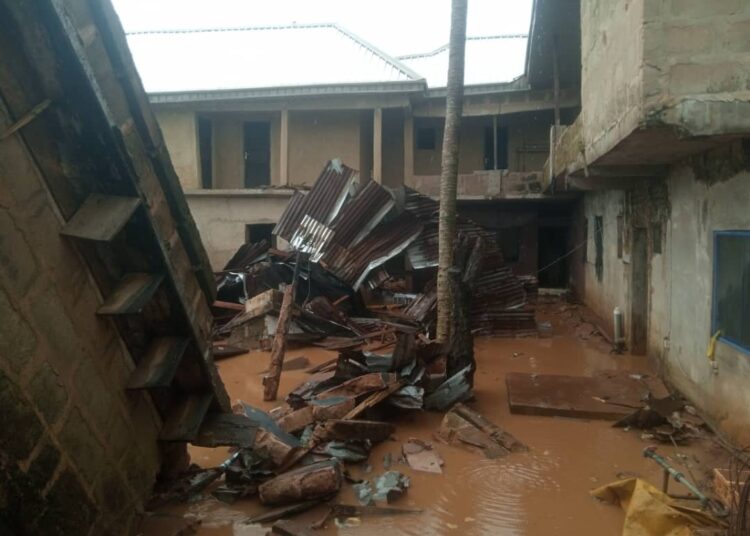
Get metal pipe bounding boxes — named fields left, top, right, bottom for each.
left=643, top=446, right=709, bottom=507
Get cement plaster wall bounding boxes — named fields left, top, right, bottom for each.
left=577, top=151, right=750, bottom=444
left=156, top=110, right=199, bottom=189
left=288, top=110, right=361, bottom=185
left=185, top=192, right=293, bottom=268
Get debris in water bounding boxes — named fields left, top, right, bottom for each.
left=373, top=471, right=410, bottom=503
left=258, top=459, right=342, bottom=505
left=402, top=439, right=444, bottom=474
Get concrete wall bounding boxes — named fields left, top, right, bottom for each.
left=412, top=112, right=552, bottom=179
left=575, top=143, right=750, bottom=444
left=580, top=0, right=646, bottom=164
left=288, top=110, right=361, bottom=186
left=156, top=110, right=199, bottom=189
left=642, top=0, right=750, bottom=131
left=186, top=192, right=293, bottom=268
left=212, top=112, right=280, bottom=189
left=0, top=120, right=161, bottom=534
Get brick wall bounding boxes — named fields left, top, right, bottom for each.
left=0, top=111, right=161, bottom=535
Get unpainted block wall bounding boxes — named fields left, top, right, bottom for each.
left=576, top=143, right=750, bottom=445
left=0, top=115, right=161, bottom=535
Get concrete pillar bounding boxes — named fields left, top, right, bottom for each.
left=403, top=108, right=414, bottom=186
left=280, top=109, right=289, bottom=185
left=373, top=107, right=383, bottom=184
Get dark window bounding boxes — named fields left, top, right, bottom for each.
left=651, top=223, right=662, bottom=254
left=198, top=117, right=212, bottom=188
left=712, top=231, right=750, bottom=353
left=582, top=218, right=588, bottom=263
left=416, top=127, right=436, bottom=150
left=498, top=226, right=521, bottom=263
left=594, top=216, right=603, bottom=281
left=483, top=125, right=509, bottom=170
left=245, top=223, right=275, bottom=246
left=243, top=121, right=271, bottom=187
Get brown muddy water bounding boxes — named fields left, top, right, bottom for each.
left=143, top=304, right=726, bottom=535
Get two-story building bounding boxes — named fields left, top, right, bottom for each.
left=537, top=0, right=750, bottom=444
left=127, top=23, right=581, bottom=284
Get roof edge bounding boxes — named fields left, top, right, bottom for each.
left=331, top=24, right=424, bottom=82
left=126, top=22, right=339, bottom=35
left=397, top=34, right=528, bottom=60
left=147, top=80, right=427, bottom=104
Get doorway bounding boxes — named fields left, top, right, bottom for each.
left=630, top=227, right=649, bottom=354
left=483, top=125, right=508, bottom=170
left=538, top=226, right=568, bottom=288
left=243, top=121, right=270, bottom=187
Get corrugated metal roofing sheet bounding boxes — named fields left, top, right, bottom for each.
left=399, top=35, right=528, bottom=88
left=273, top=159, right=358, bottom=241
left=126, top=24, right=420, bottom=94
left=329, top=181, right=394, bottom=248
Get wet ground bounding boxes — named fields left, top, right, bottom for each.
left=143, top=301, right=728, bottom=535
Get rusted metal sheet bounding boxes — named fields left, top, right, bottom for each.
left=273, top=159, right=358, bottom=241
left=223, top=240, right=270, bottom=271
left=330, top=181, right=394, bottom=248
left=322, top=212, right=423, bottom=290
left=289, top=215, right=334, bottom=262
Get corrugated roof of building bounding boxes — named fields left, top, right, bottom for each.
left=126, top=23, right=422, bottom=95
left=398, top=35, right=528, bottom=89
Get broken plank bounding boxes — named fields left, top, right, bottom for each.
left=126, top=337, right=189, bottom=390
left=331, top=504, right=422, bottom=517
left=213, top=344, right=248, bottom=360
left=453, top=403, right=527, bottom=452
left=263, top=285, right=295, bottom=401
left=212, top=300, right=244, bottom=311
left=246, top=499, right=323, bottom=525
left=60, top=194, right=141, bottom=242
left=342, top=380, right=406, bottom=420
left=97, top=273, right=163, bottom=315
left=193, top=413, right=257, bottom=448
left=259, top=460, right=342, bottom=506
left=324, top=420, right=395, bottom=443
left=271, top=519, right=315, bottom=536
left=506, top=371, right=660, bottom=420
left=160, top=393, right=213, bottom=441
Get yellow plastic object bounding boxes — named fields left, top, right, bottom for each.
left=591, top=478, right=725, bottom=536
left=706, top=330, right=722, bottom=373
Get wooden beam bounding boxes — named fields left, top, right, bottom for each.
left=60, top=194, right=141, bottom=242
left=97, top=273, right=164, bottom=315
left=160, top=393, right=213, bottom=441
left=126, top=337, right=189, bottom=389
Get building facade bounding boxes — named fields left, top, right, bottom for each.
left=129, top=25, right=580, bottom=272
left=540, top=0, right=750, bottom=444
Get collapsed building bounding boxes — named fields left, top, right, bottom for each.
left=0, top=0, right=229, bottom=533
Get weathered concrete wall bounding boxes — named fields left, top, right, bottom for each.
left=186, top=191, right=293, bottom=268
left=211, top=112, right=280, bottom=189
left=579, top=0, right=645, bottom=165
left=642, top=0, right=750, bottom=133
left=288, top=110, right=361, bottom=186
left=0, top=118, right=161, bottom=534
left=156, top=110, right=199, bottom=189
left=577, top=189, right=631, bottom=336
left=575, top=143, right=750, bottom=444
left=413, top=117, right=486, bottom=176
left=664, top=157, right=750, bottom=444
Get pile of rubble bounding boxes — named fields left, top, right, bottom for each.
left=150, top=160, right=537, bottom=531
left=212, top=159, right=538, bottom=357
left=152, top=321, right=527, bottom=532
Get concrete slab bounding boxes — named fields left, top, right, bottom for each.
left=506, top=370, right=668, bottom=420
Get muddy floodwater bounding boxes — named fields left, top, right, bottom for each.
left=144, top=304, right=725, bottom=535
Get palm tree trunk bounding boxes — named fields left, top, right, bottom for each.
left=436, top=0, right=468, bottom=343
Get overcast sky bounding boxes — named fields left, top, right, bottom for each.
left=111, top=0, right=533, bottom=57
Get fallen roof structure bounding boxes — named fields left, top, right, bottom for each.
left=0, top=0, right=231, bottom=532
